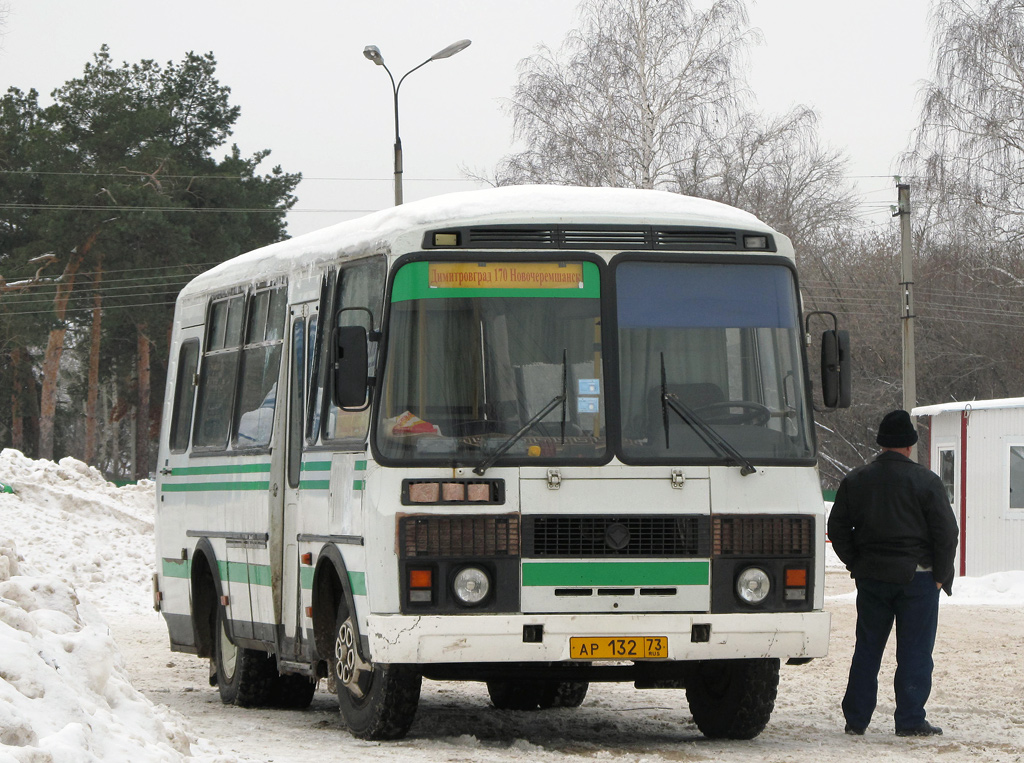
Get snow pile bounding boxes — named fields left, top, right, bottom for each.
left=0, top=450, right=227, bottom=762
left=943, top=570, right=1024, bottom=605
left=0, top=449, right=155, bottom=614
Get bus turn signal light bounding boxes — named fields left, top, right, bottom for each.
left=409, top=569, right=432, bottom=588
left=785, top=567, right=808, bottom=601
left=409, top=568, right=433, bottom=603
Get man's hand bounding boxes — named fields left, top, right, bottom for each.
left=936, top=581, right=943, bottom=590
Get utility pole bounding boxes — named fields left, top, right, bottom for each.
left=895, top=181, right=918, bottom=460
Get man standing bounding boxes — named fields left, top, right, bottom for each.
left=827, top=409, right=959, bottom=737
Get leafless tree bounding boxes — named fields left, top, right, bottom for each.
left=496, top=0, right=859, bottom=246
left=497, top=0, right=756, bottom=190
left=906, top=0, right=1024, bottom=246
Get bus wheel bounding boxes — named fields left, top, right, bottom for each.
left=333, top=611, right=421, bottom=739
left=272, top=673, right=317, bottom=709
left=683, top=658, right=779, bottom=739
left=214, top=607, right=277, bottom=707
left=487, top=679, right=587, bottom=710
left=539, top=680, right=589, bottom=709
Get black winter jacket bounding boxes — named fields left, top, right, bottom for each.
left=827, top=450, right=959, bottom=595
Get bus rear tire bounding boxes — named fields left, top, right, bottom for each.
left=487, top=679, right=589, bottom=710
left=683, top=658, right=779, bottom=739
left=539, top=680, right=589, bottom=709
left=333, top=611, right=421, bottom=739
left=273, top=673, right=317, bottom=709
left=214, top=607, right=277, bottom=707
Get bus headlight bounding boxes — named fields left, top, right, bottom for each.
left=452, top=566, right=490, bottom=606
left=736, top=567, right=771, bottom=604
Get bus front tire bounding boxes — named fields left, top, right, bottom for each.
left=333, top=611, right=421, bottom=739
left=214, top=608, right=277, bottom=707
left=683, top=658, right=779, bottom=740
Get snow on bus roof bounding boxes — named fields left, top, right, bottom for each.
left=913, top=397, right=1024, bottom=416
left=185, top=185, right=775, bottom=295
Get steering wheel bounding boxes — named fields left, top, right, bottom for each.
left=692, top=400, right=771, bottom=426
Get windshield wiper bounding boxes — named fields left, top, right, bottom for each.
left=659, top=353, right=756, bottom=476
left=473, top=350, right=567, bottom=476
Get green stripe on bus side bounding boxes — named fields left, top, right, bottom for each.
left=391, top=261, right=601, bottom=302
left=162, top=559, right=191, bottom=578
left=353, top=480, right=365, bottom=491
left=216, top=560, right=272, bottom=586
left=299, top=568, right=364, bottom=595
left=355, top=460, right=367, bottom=470
left=161, top=481, right=271, bottom=493
left=301, top=461, right=331, bottom=472
left=521, top=561, right=709, bottom=587
left=167, top=463, right=271, bottom=476
left=300, top=479, right=331, bottom=490
left=348, top=571, right=367, bottom=596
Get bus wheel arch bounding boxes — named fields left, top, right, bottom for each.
left=188, top=539, right=223, bottom=660
left=311, top=545, right=362, bottom=671
left=310, top=545, right=421, bottom=739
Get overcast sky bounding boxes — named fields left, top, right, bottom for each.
left=1, top=0, right=933, bottom=237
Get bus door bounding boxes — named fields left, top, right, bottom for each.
left=282, top=296, right=320, bottom=653
left=157, top=310, right=204, bottom=625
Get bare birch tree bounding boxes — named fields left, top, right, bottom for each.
left=497, top=0, right=755, bottom=190
left=497, top=0, right=859, bottom=248
left=906, top=0, right=1024, bottom=246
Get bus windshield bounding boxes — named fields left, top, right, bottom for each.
left=375, top=260, right=607, bottom=465
left=616, top=259, right=814, bottom=464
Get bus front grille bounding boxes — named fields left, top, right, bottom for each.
left=399, top=514, right=520, bottom=558
left=712, top=515, right=815, bottom=556
left=523, top=515, right=708, bottom=558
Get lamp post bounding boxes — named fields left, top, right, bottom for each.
left=363, top=39, right=472, bottom=206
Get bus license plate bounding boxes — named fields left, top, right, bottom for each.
left=569, top=636, right=668, bottom=660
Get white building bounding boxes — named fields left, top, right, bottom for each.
left=912, top=398, right=1024, bottom=577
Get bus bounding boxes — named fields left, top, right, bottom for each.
left=153, top=185, right=850, bottom=741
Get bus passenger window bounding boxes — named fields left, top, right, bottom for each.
left=194, top=296, right=244, bottom=449
left=235, top=286, right=286, bottom=449
left=169, top=341, right=199, bottom=452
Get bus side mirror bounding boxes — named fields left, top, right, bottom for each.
left=332, top=325, right=369, bottom=409
left=821, top=329, right=851, bottom=408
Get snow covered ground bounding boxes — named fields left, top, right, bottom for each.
left=1, top=447, right=1022, bottom=762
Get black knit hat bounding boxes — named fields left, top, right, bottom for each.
left=876, top=409, right=918, bottom=448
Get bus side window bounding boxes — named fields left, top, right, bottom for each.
left=325, top=257, right=385, bottom=446
left=234, top=287, right=287, bottom=449
left=169, top=340, right=200, bottom=452
left=288, top=317, right=306, bottom=488
left=194, top=296, right=245, bottom=449
left=307, top=271, right=333, bottom=445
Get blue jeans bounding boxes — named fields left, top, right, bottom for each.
left=842, top=572, right=940, bottom=731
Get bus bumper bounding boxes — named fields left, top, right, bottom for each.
left=364, top=610, right=830, bottom=664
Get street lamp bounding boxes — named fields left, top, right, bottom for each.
left=362, top=39, right=472, bottom=206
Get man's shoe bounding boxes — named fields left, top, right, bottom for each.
left=895, top=722, right=943, bottom=737
left=845, top=724, right=865, bottom=736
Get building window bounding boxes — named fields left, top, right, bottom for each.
left=1009, top=445, right=1024, bottom=510
left=938, top=448, right=955, bottom=506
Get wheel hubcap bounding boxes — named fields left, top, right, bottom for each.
left=334, top=618, right=371, bottom=699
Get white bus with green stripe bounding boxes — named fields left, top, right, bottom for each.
left=154, top=185, right=850, bottom=741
